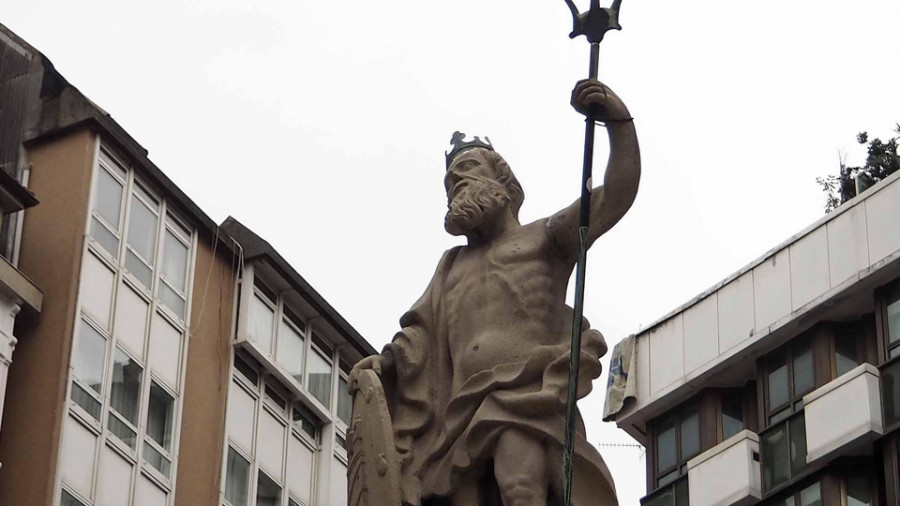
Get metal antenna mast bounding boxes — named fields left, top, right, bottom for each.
left=559, top=1, right=623, bottom=504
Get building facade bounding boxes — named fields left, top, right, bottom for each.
left=603, top=163, right=900, bottom=503
left=0, top=22, right=375, bottom=506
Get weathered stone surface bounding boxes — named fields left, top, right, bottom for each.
left=350, top=79, right=640, bottom=506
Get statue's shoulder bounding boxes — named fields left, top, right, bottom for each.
left=348, top=370, right=402, bottom=506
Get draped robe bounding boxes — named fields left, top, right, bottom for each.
left=381, top=247, right=618, bottom=505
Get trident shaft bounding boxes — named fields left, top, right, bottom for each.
left=560, top=1, right=623, bottom=505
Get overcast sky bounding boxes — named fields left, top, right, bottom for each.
left=5, top=0, right=900, bottom=503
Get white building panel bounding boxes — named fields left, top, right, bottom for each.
left=81, top=252, right=115, bottom=331
left=683, top=294, right=719, bottom=375
left=789, top=227, right=830, bottom=310
left=687, top=430, right=761, bottom=506
left=649, top=314, right=684, bottom=395
left=61, top=415, right=97, bottom=499
left=149, top=313, right=181, bottom=391
left=330, top=456, right=348, bottom=506
left=865, top=180, right=900, bottom=264
left=97, top=445, right=133, bottom=506
left=257, top=408, right=286, bottom=480
left=227, top=381, right=256, bottom=455
left=753, top=250, right=791, bottom=331
left=636, top=332, right=651, bottom=403
left=134, top=474, right=167, bottom=506
left=826, top=205, right=869, bottom=287
left=287, top=435, right=315, bottom=505
left=804, top=364, right=884, bottom=463
left=717, top=273, right=755, bottom=353
left=115, top=283, right=149, bottom=361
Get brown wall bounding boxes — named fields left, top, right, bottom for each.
left=174, top=233, right=235, bottom=506
left=0, top=128, right=96, bottom=505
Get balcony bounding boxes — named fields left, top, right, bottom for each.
left=685, top=430, right=761, bottom=506
left=803, top=363, right=883, bottom=462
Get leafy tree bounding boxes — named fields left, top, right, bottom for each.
left=817, top=124, right=900, bottom=212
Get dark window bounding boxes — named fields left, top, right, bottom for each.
left=761, top=412, right=808, bottom=492
left=765, top=344, right=815, bottom=426
left=234, top=353, right=259, bottom=385
left=641, top=476, right=688, bottom=506
left=721, top=394, right=744, bottom=440
left=834, top=330, right=859, bottom=377
left=764, top=481, right=821, bottom=506
left=887, top=285, right=900, bottom=359
left=293, top=405, right=320, bottom=442
left=653, top=410, right=700, bottom=489
left=846, top=475, right=872, bottom=506
left=882, top=360, right=900, bottom=427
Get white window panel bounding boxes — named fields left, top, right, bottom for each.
left=91, top=217, right=120, bottom=259
left=337, top=376, right=352, bottom=426
left=149, top=313, right=181, bottom=390
left=81, top=252, right=115, bottom=330
left=134, top=473, right=167, bottom=506
left=127, top=198, right=158, bottom=264
left=225, top=446, right=251, bottom=506
left=307, top=350, right=332, bottom=408
left=97, top=444, right=132, bottom=506
left=250, top=294, right=275, bottom=356
left=61, top=416, right=97, bottom=499
left=276, top=320, right=304, bottom=382
left=287, top=434, right=314, bottom=505
left=227, top=381, right=256, bottom=454
left=115, top=283, right=149, bottom=360
left=73, top=320, right=107, bottom=396
left=330, top=455, right=348, bottom=506
left=257, top=408, right=286, bottom=480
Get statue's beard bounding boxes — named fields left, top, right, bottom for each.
left=444, top=179, right=511, bottom=236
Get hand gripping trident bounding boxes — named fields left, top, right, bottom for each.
left=560, top=1, right=623, bottom=504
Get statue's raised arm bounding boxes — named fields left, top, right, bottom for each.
left=547, top=79, right=641, bottom=261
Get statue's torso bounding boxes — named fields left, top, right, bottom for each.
left=444, top=220, right=573, bottom=392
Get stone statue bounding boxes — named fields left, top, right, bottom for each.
left=349, top=79, right=640, bottom=506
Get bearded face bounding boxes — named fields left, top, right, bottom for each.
left=444, top=177, right=511, bottom=236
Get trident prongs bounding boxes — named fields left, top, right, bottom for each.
left=564, top=0, right=623, bottom=44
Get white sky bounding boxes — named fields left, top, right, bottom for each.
left=5, top=1, right=900, bottom=503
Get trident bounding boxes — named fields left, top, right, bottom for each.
left=560, top=1, right=623, bottom=504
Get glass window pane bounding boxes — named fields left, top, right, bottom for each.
left=680, top=413, right=700, bottom=460
left=799, top=482, right=821, bottom=506
left=674, top=477, right=688, bottom=506
left=110, top=348, right=142, bottom=425
left=789, top=414, right=808, bottom=476
left=656, top=424, right=677, bottom=473
left=61, top=489, right=88, bottom=506
left=768, top=362, right=789, bottom=410
left=95, top=168, right=123, bottom=228
left=71, top=383, right=102, bottom=420
left=846, top=475, right=871, bottom=506
left=257, top=471, right=282, bottom=506
left=73, top=321, right=107, bottom=395
left=643, top=486, right=675, bottom=506
left=337, top=377, right=353, bottom=426
left=143, top=441, right=171, bottom=478
left=159, top=281, right=186, bottom=320
left=762, top=424, right=789, bottom=491
left=277, top=319, right=305, bottom=382
left=161, top=231, right=188, bottom=292
left=147, top=383, right=174, bottom=451
left=657, top=469, right=678, bottom=488
left=125, top=250, right=153, bottom=289
left=108, top=414, right=137, bottom=449
left=225, top=447, right=250, bottom=506
left=793, top=348, right=815, bottom=396
left=835, top=333, right=858, bottom=377
left=882, top=360, right=900, bottom=426
left=251, top=294, right=275, bottom=355
left=888, top=298, right=900, bottom=345
left=127, top=198, right=158, bottom=263
left=293, top=406, right=319, bottom=441
left=307, top=349, right=333, bottom=408
left=234, top=355, right=259, bottom=385
left=90, top=217, right=120, bottom=258
left=722, top=395, right=744, bottom=440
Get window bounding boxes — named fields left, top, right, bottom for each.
left=641, top=476, right=688, bottom=506
left=845, top=475, right=872, bottom=506
left=884, top=284, right=900, bottom=359
left=337, top=375, right=352, bottom=427
left=721, top=393, right=744, bottom=440
left=761, top=412, right=808, bottom=491
left=652, top=410, right=700, bottom=489
left=765, top=344, right=815, bottom=426
left=224, top=352, right=320, bottom=506
left=61, top=147, right=195, bottom=504
left=61, top=489, right=89, bottom=506
left=834, top=329, right=859, bottom=377
left=250, top=286, right=276, bottom=355
left=277, top=313, right=305, bottom=382
left=766, top=481, right=821, bottom=506
left=308, top=333, right=334, bottom=408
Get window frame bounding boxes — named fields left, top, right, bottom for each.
left=650, top=406, right=702, bottom=490
left=877, top=281, right=900, bottom=363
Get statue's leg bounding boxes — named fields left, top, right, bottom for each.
left=494, top=429, right=549, bottom=506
